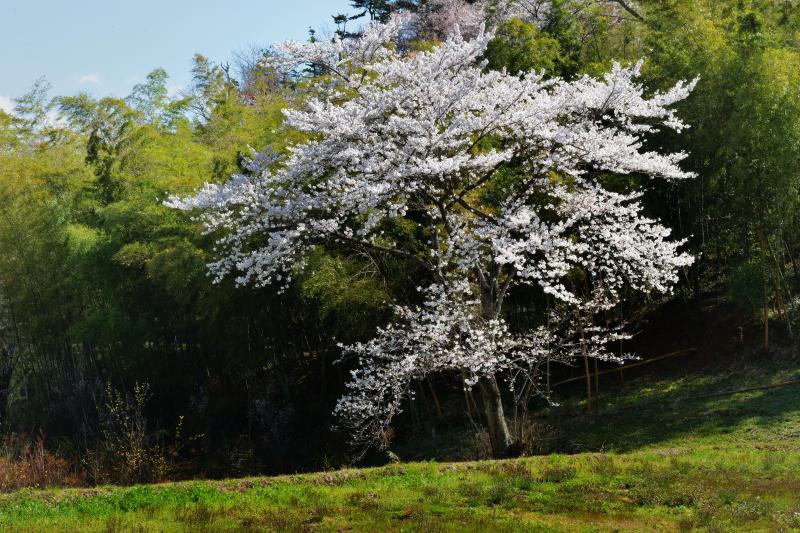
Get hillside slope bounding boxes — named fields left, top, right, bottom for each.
left=1, top=343, right=799, bottom=532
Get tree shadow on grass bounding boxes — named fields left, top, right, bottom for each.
left=540, top=358, right=800, bottom=454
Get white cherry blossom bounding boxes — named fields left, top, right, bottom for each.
left=169, top=16, right=695, bottom=454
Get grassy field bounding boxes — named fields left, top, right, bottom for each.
left=2, top=350, right=799, bottom=532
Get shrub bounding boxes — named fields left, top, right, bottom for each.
left=90, top=382, right=186, bottom=485
left=0, top=433, right=84, bottom=491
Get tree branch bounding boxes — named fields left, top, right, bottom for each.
left=332, top=233, right=432, bottom=270
left=607, top=0, right=645, bottom=23
left=455, top=197, right=496, bottom=222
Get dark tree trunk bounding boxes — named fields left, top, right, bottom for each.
left=478, top=375, right=513, bottom=457
left=0, top=349, right=14, bottom=429
left=758, top=228, right=770, bottom=354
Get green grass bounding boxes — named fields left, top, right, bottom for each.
left=2, top=351, right=800, bottom=532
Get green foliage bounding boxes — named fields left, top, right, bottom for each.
left=0, top=52, right=317, bottom=474
left=301, top=250, right=391, bottom=341
left=349, top=0, right=392, bottom=22
left=126, top=69, right=191, bottom=128
left=729, top=259, right=771, bottom=313
left=484, top=19, right=563, bottom=75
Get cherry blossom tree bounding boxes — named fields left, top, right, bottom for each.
left=419, top=0, right=486, bottom=39
left=169, top=15, right=695, bottom=457
left=484, top=0, right=646, bottom=29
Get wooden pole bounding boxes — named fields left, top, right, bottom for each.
left=551, top=348, right=697, bottom=388
left=593, top=358, right=600, bottom=399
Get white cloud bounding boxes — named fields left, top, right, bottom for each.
left=75, top=73, right=102, bottom=85
left=0, top=95, right=13, bottom=114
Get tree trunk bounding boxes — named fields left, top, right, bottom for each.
left=758, top=229, right=770, bottom=354
left=786, top=239, right=800, bottom=288
left=475, top=262, right=516, bottom=457
left=479, top=375, right=514, bottom=457
left=0, top=350, right=12, bottom=430
left=576, top=309, right=592, bottom=412
left=582, top=352, right=593, bottom=413
left=593, top=358, right=600, bottom=398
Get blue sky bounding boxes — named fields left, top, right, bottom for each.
left=0, top=0, right=353, bottom=112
